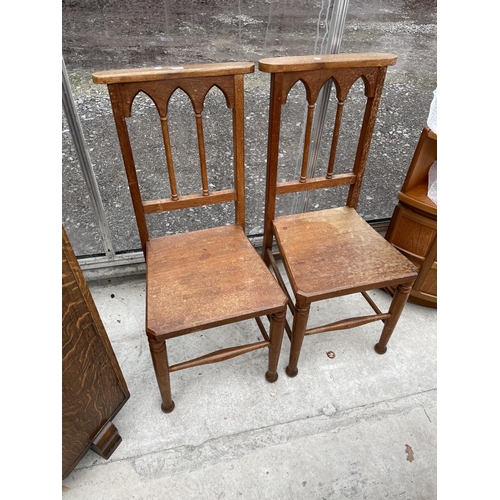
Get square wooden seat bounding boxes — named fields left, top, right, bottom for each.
left=147, top=225, right=287, bottom=338
left=274, top=207, right=418, bottom=303
left=93, top=62, right=287, bottom=413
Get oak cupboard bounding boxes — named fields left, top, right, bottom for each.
left=62, top=226, right=129, bottom=479
left=384, top=126, right=437, bottom=308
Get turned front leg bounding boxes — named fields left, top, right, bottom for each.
left=286, top=301, right=310, bottom=377
left=148, top=337, right=175, bottom=413
left=265, top=308, right=286, bottom=382
left=375, top=281, right=413, bottom=354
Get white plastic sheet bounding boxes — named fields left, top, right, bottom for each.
left=427, top=89, right=437, bottom=204
left=428, top=160, right=437, bottom=204
left=427, top=88, right=437, bottom=135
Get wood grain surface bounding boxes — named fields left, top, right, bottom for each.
left=146, top=224, right=286, bottom=339
left=273, top=207, right=418, bottom=302
left=92, top=61, right=254, bottom=84
left=258, top=53, right=397, bottom=73
left=62, top=227, right=129, bottom=478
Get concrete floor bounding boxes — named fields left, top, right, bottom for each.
left=62, top=263, right=437, bottom=499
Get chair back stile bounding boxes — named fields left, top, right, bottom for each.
left=94, top=63, right=253, bottom=255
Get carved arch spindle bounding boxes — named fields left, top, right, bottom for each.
left=117, top=83, right=181, bottom=202
left=195, top=111, right=210, bottom=196
left=174, top=78, right=235, bottom=197
left=326, top=98, right=344, bottom=179
left=281, top=73, right=332, bottom=106
left=325, top=68, right=379, bottom=181
left=279, top=75, right=329, bottom=183
left=119, top=82, right=175, bottom=118
left=159, top=116, right=179, bottom=201
left=300, top=103, right=316, bottom=183
left=330, top=67, right=378, bottom=102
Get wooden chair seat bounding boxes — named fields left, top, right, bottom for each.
left=273, top=207, right=418, bottom=303
left=147, top=224, right=287, bottom=339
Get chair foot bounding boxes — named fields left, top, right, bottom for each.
left=286, top=302, right=309, bottom=379
left=266, top=371, right=278, bottom=383
left=161, top=400, right=175, bottom=413
left=375, top=281, right=413, bottom=355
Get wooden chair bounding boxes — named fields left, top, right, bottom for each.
left=92, top=62, right=287, bottom=413
left=258, top=53, right=419, bottom=377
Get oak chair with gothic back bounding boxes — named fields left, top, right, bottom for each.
left=92, top=62, right=287, bottom=413
left=259, top=53, right=418, bottom=377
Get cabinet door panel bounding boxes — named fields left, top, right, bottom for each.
left=62, top=227, right=129, bottom=479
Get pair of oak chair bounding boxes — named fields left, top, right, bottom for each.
left=92, top=53, right=418, bottom=413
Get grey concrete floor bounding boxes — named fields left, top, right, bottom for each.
left=62, top=260, right=437, bottom=499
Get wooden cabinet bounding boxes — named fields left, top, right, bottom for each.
left=62, top=227, right=130, bottom=479
left=384, top=126, right=437, bottom=308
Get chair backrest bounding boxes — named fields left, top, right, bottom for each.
left=92, top=62, right=254, bottom=254
left=258, top=53, right=397, bottom=252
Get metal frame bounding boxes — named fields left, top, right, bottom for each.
left=292, top=0, right=350, bottom=213
left=63, top=57, right=146, bottom=270
left=63, top=57, right=116, bottom=261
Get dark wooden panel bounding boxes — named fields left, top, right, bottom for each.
left=391, top=212, right=436, bottom=259
left=62, top=227, right=129, bottom=479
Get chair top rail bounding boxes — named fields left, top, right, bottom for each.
left=258, top=53, right=396, bottom=73
left=92, top=62, right=254, bottom=84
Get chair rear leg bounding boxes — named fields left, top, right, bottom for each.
left=286, top=301, right=310, bottom=377
left=148, top=337, right=175, bottom=413
left=375, top=281, right=414, bottom=354
left=265, top=308, right=286, bottom=382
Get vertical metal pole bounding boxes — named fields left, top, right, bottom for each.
left=62, top=57, right=116, bottom=259
left=291, top=0, right=350, bottom=213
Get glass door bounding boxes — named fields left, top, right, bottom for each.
left=62, top=0, right=436, bottom=267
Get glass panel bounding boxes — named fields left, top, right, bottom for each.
left=289, top=1, right=437, bottom=220
left=62, top=111, right=106, bottom=256
left=62, top=0, right=437, bottom=256
left=342, top=0, right=437, bottom=220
